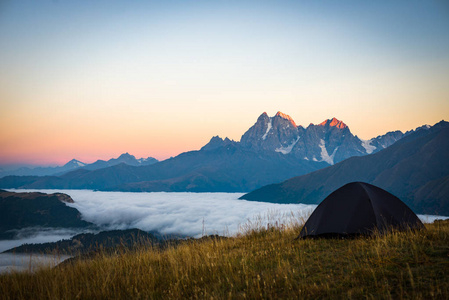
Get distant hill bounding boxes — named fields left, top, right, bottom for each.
left=0, top=147, right=327, bottom=192
left=0, top=160, right=87, bottom=178
left=4, top=229, right=162, bottom=255
left=4, top=228, right=221, bottom=255
left=0, top=190, right=93, bottom=239
left=81, top=153, right=158, bottom=171
left=0, top=153, right=158, bottom=178
left=0, top=112, right=436, bottom=192
left=240, top=121, right=449, bottom=215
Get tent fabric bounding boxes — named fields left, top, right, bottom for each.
left=298, top=182, right=424, bottom=238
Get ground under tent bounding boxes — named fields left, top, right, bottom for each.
left=298, top=182, right=424, bottom=239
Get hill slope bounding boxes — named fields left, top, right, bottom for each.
left=0, top=190, right=93, bottom=239
left=4, top=229, right=161, bottom=255
left=1, top=221, right=448, bottom=299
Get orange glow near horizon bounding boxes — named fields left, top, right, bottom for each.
left=1, top=1, right=448, bottom=166
left=1, top=104, right=448, bottom=166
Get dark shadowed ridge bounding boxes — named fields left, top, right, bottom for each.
left=240, top=121, right=449, bottom=215
left=4, top=229, right=163, bottom=255
left=0, top=190, right=94, bottom=239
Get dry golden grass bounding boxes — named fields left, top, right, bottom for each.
left=1, top=220, right=448, bottom=299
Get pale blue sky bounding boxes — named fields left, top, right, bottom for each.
left=1, top=0, right=448, bottom=164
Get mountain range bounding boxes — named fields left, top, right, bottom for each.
left=241, top=120, right=449, bottom=215
left=240, top=112, right=412, bottom=165
left=0, top=112, right=441, bottom=197
left=0, top=153, right=158, bottom=178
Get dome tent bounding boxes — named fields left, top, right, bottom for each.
left=298, top=182, right=424, bottom=238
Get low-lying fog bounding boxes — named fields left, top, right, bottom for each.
left=2, top=189, right=447, bottom=254
left=9, top=189, right=317, bottom=238
left=1, top=189, right=448, bottom=273
left=0, top=253, right=71, bottom=274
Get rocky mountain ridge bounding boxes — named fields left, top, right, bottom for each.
left=239, top=112, right=418, bottom=165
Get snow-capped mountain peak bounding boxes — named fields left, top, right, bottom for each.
left=240, top=112, right=300, bottom=152
left=64, top=159, right=86, bottom=168
left=237, top=112, right=429, bottom=166
left=201, top=136, right=236, bottom=151
left=117, top=152, right=136, bottom=160
left=275, top=111, right=297, bottom=127
left=318, top=117, right=347, bottom=129
left=240, top=112, right=369, bottom=165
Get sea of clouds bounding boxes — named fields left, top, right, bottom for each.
left=0, top=228, right=87, bottom=253
left=6, top=190, right=316, bottom=239
left=2, top=189, right=447, bottom=254
left=52, top=190, right=315, bottom=237
left=0, top=190, right=318, bottom=272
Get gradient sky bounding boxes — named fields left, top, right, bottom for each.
left=1, top=0, right=448, bottom=165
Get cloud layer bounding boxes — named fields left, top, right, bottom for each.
left=11, top=189, right=314, bottom=238
left=66, top=190, right=315, bottom=237
left=7, top=189, right=448, bottom=244
left=0, top=228, right=83, bottom=253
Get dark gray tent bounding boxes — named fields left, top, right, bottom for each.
left=299, top=182, right=424, bottom=238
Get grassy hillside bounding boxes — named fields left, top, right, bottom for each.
left=1, top=220, right=448, bottom=299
